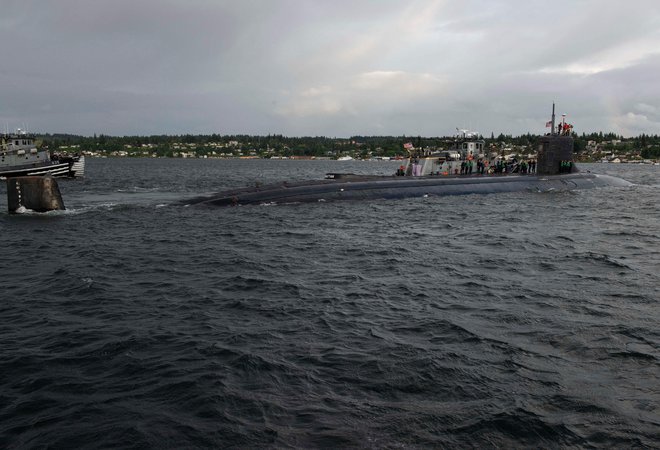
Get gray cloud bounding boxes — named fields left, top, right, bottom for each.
left=1, top=0, right=659, bottom=136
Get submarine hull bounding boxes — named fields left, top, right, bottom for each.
left=185, top=172, right=632, bottom=207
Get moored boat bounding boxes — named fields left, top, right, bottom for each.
left=1, top=129, right=85, bottom=179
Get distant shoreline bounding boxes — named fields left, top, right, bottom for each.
left=21, top=132, right=660, bottom=164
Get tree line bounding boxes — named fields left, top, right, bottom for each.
left=35, top=131, right=660, bottom=159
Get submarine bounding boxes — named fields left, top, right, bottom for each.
left=184, top=106, right=632, bottom=208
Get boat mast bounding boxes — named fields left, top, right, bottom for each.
left=551, top=102, right=556, bottom=136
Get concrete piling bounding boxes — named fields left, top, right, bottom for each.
left=6, top=175, right=65, bottom=213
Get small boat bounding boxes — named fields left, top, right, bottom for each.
left=1, top=129, right=85, bottom=179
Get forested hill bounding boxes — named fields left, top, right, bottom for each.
left=32, top=132, right=660, bottom=161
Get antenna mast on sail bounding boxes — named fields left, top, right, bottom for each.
left=551, top=103, right=556, bottom=136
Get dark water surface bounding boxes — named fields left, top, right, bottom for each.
left=1, top=159, right=658, bottom=448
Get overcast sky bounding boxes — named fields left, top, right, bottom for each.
left=2, top=0, right=659, bottom=137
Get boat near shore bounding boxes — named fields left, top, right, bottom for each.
left=183, top=106, right=632, bottom=207
left=1, top=129, right=85, bottom=179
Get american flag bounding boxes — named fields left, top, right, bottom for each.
left=403, top=142, right=414, bottom=150
left=545, top=121, right=552, bottom=127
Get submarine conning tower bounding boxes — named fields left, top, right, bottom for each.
left=536, top=103, right=576, bottom=175
left=536, top=135, right=575, bottom=175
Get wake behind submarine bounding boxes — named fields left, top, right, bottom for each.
left=184, top=107, right=632, bottom=208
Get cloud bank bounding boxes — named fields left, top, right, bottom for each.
left=1, top=0, right=659, bottom=137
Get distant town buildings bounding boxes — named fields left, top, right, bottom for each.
left=40, top=133, right=660, bottom=163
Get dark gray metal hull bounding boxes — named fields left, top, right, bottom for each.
left=184, top=172, right=632, bottom=207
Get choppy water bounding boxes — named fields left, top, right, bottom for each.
left=1, top=159, right=658, bottom=448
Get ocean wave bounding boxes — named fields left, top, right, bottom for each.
left=1, top=159, right=658, bottom=448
